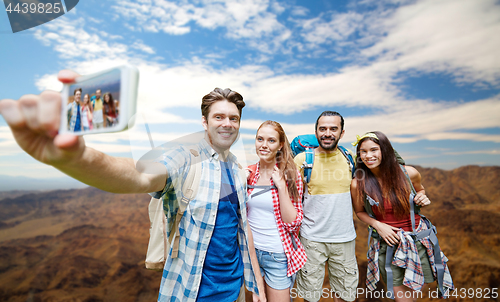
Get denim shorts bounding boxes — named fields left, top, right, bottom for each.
left=255, top=248, right=291, bottom=290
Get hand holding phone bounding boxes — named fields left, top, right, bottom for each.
left=0, top=66, right=139, bottom=168
left=0, top=66, right=168, bottom=195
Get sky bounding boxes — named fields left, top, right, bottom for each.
left=0, top=0, right=499, bottom=190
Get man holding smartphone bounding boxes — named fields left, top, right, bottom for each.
left=68, top=88, right=83, bottom=132
left=0, top=70, right=265, bottom=302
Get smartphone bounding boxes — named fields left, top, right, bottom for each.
left=60, top=65, right=139, bottom=135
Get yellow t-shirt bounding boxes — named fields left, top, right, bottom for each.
left=294, top=149, right=352, bottom=195
left=294, top=148, right=356, bottom=242
left=93, top=98, right=103, bottom=111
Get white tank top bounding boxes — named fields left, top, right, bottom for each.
left=247, top=190, right=284, bottom=253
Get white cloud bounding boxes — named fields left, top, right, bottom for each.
left=287, top=0, right=500, bottom=90
left=422, top=132, right=500, bottom=143
left=360, top=0, right=500, bottom=86
left=343, top=95, right=500, bottom=144
left=242, top=92, right=500, bottom=146
left=299, top=11, right=364, bottom=45
left=290, top=6, right=308, bottom=17
left=0, top=141, right=22, bottom=157
left=34, top=18, right=127, bottom=61
left=35, top=74, right=63, bottom=92
left=112, top=0, right=290, bottom=52
left=0, top=126, right=14, bottom=139
left=131, top=40, right=156, bottom=54
left=132, top=61, right=273, bottom=111
left=84, top=142, right=132, bottom=154
left=0, top=160, right=71, bottom=178
left=245, top=64, right=402, bottom=114
left=443, top=149, right=500, bottom=155
left=0, top=128, right=23, bottom=157
left=108, top=0, right=500, bottom=80
left=33, top=15, right=155, bottom=64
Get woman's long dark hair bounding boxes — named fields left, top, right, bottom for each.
left=354, top=131, right=410, bottom=219
left=103, top=93, right=116, bottom=116
left=257, top=121, right=300, bottom=203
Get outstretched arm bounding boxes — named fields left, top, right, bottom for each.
left=0, top=70, right=166, bottom=194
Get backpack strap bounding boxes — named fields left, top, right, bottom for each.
left=400, top=165, right=419, bottom=232
left=385, top=244, right=396, bottom=299
left=419, top=217, right=446, bottom=297
left=170, top=148, right=202, bottom=259
left=364, top=194, right=380, bottom=250
left=338, top=145, right=355, bottom=178
left=247, top=164, right=278, bottom=198
left=302, top=145, right=355, bottom=183
left=363, top=189, right=397, bottom=299
left=248, top=184, right=278, bottom=198
left=302, top=147, right=315, bottom=183
left=400, top=165, right=446, bottom=297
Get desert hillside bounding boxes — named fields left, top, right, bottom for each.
left=0, top=189, right=160, bottom=302
left=0, top=165, right=499, bottom=302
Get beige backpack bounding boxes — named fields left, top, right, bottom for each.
left=145, top=148, right=202, bottom=270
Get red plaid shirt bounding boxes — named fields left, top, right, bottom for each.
left=247, top=163, right=307, bottom=276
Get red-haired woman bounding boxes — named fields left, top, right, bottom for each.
left=351, top=131, right=454, bottom=302
left=246, top=120, right=307, bottom=302
left=81, top=94, right=93, bottom=131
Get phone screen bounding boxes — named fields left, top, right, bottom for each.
left=65, top=69, right=122, bottom=134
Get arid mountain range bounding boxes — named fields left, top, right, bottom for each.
left=0, top=165, right=499, bottom=302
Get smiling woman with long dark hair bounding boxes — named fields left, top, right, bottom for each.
left=103, top=92, right=117, bottom=127
left=351, top=131, right=454, bottom=302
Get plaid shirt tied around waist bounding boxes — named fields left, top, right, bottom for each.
left=151, top=138, right=259, bottom=302
left=366, top=218, right=454, bottom=293
left=247, top=162, right=307, bottom=277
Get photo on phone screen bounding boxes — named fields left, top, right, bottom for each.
left=60, top=66, right=139, bottom=135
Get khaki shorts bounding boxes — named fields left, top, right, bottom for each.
left=378, top=241, right=435, bottom=287
left=235, top=285, right=245, bottom=302
left=295, top=237, right=358, bottom=302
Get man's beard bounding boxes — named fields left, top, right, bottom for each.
left=318, top=136, right=339, bottom=151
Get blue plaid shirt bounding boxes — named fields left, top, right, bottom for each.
left=151, top=138, right=258, bottom=302
left=68, top=101, right=81, bottom=132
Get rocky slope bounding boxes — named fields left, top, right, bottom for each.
left=0, top=165, right=498, bottom=301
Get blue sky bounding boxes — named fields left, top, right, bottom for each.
left=0, top=0, right=499, bottom=189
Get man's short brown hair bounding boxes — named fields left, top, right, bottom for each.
left=201, top=88, right=245, bottom=120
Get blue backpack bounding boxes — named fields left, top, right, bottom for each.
left=290, top=134, right=355, bottom=183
